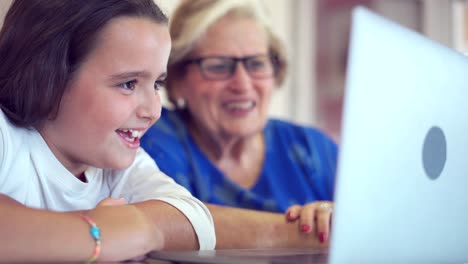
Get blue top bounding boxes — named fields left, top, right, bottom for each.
left=141, top=108, right=338, bottom=213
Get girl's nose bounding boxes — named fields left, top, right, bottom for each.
left=136, top=89, right=161, bottom=124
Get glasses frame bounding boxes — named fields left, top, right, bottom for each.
left=183, top=54, right=277, bottom=81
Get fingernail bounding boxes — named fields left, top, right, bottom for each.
left=319, top=232, right=327, bottom=243
left=301, top=224, right=311, bottom=233
left=286, top=211, right=293, bottom=221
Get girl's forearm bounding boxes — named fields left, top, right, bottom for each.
left=0, top=194, right=97, bottom=262
left=0, top=194, right=156, bottom=262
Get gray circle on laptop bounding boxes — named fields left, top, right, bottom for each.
left=422, top=126, right=446, bottom=180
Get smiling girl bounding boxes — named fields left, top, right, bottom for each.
left=0, top=0, right=215, bottom=262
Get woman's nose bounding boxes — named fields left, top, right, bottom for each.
left=228, top=62, right=253, bottom=91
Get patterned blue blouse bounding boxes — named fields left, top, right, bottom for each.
left=141, top=108, right=338, bottom=213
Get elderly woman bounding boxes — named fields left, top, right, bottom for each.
left=141, top=0, right=337, bottom=247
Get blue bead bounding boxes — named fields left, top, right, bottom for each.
left=90, top=226, right=101, bottom=240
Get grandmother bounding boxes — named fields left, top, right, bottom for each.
left=142, top=0, right=337, bottom=246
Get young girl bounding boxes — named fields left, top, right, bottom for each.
left=0, top=0, right=215, bottom=262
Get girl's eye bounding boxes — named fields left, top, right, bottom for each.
left=119, top=80, right=137, bottom=90
left=154, top=79, right=166, bottom=91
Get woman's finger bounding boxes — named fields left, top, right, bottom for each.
left=298, top=203, right=316, bottom=234
left=285, top=205, right=303, bottom=222
left=315, top=202, right=333, bottom=243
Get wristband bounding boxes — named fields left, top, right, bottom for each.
left=81, top=215, right=101, bottom=263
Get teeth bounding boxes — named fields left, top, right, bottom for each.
left=225, top=101, right=254, bottom=110
left=118, top=128, right=142, bottom=139
left=131, top=130, right=140, bottom=138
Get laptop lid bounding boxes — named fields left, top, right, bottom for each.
left=329, top=6, right=468, bottom=263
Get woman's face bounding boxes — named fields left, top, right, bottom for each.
left=176, top=16, right=275, bottom=140
left=40, top=17, right=171, bottom=176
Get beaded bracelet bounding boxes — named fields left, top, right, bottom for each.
left=81, top=215, right=101, bottom=264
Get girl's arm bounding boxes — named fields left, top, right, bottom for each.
left=115, top=148, right=216, bottom=251
left=132, top=200, right=199, bottom=250
left=0, top=194, right=163, bottom=262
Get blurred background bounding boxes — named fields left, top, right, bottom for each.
left=1, top=0, right=467, bottom=142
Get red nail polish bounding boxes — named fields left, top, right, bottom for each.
left=301, top=224, right=310, bottom=233
left=319, top=232, right=327, bottom=243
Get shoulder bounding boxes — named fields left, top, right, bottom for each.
left=0, top=109, right=37, bottom=197
left=0, top=109, right=29, bottom=163
left=0, top=109, right=12, bottom=137
left=0, top=109, right=35, bottom=139
left=0, top=110, right=10, bottom=182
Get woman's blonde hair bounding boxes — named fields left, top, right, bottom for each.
left=167, top=0, right=288, bottom=105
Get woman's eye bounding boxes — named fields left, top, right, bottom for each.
left=249, top=60, right=266, bottom=69
left=205, top=63, right=231, bottom=74
left=154, top=79, right=166, bottom=91
left=119, top=80, right=137, bottom=90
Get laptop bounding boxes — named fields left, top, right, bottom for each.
left=329, top=6, right=468, bottom=263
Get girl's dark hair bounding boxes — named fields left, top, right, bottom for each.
left=0, top=0, right=168, bottom=128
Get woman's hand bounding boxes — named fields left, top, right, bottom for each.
left=285, top=201, right=333, bottom=244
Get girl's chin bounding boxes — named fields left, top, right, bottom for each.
left=105, top=154, right=136, bottom=170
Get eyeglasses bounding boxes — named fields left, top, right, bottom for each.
left=184, top=54, right=275, bottom=81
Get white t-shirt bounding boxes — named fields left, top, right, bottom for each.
left=0, top=110, right=215, bottom=250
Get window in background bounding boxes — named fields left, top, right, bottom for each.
left=0, top=0, right=12, bottom=28
left=315, top=0, right=423, bottom=142
left=453, top=0, right=468, bottom=54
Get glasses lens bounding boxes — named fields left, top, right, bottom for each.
left=200, top=58, right=234, bottom=80
left=245, top=55, right=274, bottom=78
left=196, top=55, right=274, bottom=80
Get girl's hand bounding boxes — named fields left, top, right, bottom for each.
left=285, top=201, right=334, bottom=244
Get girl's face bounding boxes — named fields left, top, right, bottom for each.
left=40, top=17, right=171, bottom=177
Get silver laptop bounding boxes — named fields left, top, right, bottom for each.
left=330, top=6, right=468, bottom=263
left=148, top=7, right=467, bottom=264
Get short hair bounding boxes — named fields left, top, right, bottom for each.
left=0, top=0, right=168, bottom=128
left=167, top=0, right=288, bottom=106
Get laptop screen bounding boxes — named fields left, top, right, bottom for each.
left=330, top=6, right=468, bottom=263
